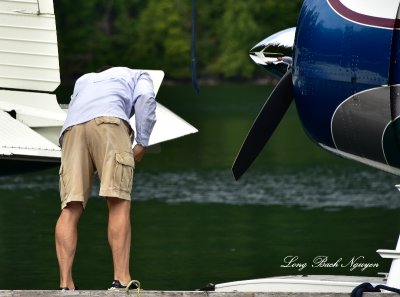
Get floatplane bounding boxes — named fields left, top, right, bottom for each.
left=214, top=0, right=400, bottom=293
left=0, top=0, right=197, bottom=176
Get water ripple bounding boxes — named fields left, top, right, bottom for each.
left=0, top=167, right=399, bottom=208
left=133, top=167, right=400, bottom=209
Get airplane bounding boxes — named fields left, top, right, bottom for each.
left=0, top=0, right=197, bottom=175
left=226, top=0, right=400, bottom=293
left=233, top=0, right=400, bottom=181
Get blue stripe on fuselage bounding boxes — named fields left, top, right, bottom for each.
left=293, top=0, right=392, bottom=148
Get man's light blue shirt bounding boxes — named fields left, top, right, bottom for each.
left=60, top=67, right=156, bottom=147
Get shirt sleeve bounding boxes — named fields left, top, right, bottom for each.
left=132, top=72, right=157, bottom=146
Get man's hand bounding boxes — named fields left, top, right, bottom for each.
left=133, top=144, right=145, bottom=163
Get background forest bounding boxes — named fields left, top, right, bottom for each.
left=54, top=0, right=303, bottom=87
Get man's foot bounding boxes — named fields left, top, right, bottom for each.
left=108, top=280, right=140, bottom=292
left=59, top=286, right=78, bottom=291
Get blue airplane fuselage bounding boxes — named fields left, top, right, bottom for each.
left=293, top=0, right=400, bottom=174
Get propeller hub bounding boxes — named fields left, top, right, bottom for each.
left=249, top=27, right=296, bottom=78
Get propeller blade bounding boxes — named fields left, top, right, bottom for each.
left=232, top=70, right=294, bottom=180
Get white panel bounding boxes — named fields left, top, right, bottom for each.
left=131, top=102, right=198, bottom=146
left=0, top=37, right=58, bottom=53
left=38, top=0, right=53, bottom=14
left=0, top=110, right=61, bottom=159
left=0, top=90, right=65, bottom=146
left=0, top=0, right=38, bottom=14
left=0, top=90, right=66, bottom=126
left=339, top=0, right=400, bottom=19
left=0, top=0, right=60, bottom=92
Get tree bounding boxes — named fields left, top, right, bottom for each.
left=208, top=0, right=260, bottom=78
left=124, top=0, right=191, bottom=79
left=54, top=0, right=304, bottom=84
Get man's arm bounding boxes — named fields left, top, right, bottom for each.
left=132, top=72, right=157, bottom=162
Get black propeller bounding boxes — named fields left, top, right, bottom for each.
left=232, top=70, right=294, bottom=180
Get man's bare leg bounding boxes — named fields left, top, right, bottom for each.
left=55, top=202, right=83, bottom=289
left=107, top=197, right=132, bottom=284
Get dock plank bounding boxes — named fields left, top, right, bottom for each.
left=0, top=291, right=397, bottom=297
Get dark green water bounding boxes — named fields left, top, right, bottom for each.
left=1, top=85, right=400, bottom=290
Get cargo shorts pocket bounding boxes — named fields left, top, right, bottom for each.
left=114, top=151, right=135, bottom=193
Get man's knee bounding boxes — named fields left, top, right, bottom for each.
left=64, top=201, right=84, bottom=210
left=107, top=197, right=131, bottom=217
left=107, top=197, right=131, bottom=206
left=60, top=202, right=84, bottom=220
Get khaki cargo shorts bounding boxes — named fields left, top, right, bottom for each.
left=59, top=116, right=135, bottom=209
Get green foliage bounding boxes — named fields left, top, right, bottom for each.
left=125, top=0, right=191, bottom=79
left=54, top=0, right=303, bottom=85
left=210, top=0, right=261, bottom=78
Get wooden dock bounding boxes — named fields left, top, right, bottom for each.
left=0, top=291, right=397, bottom=297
